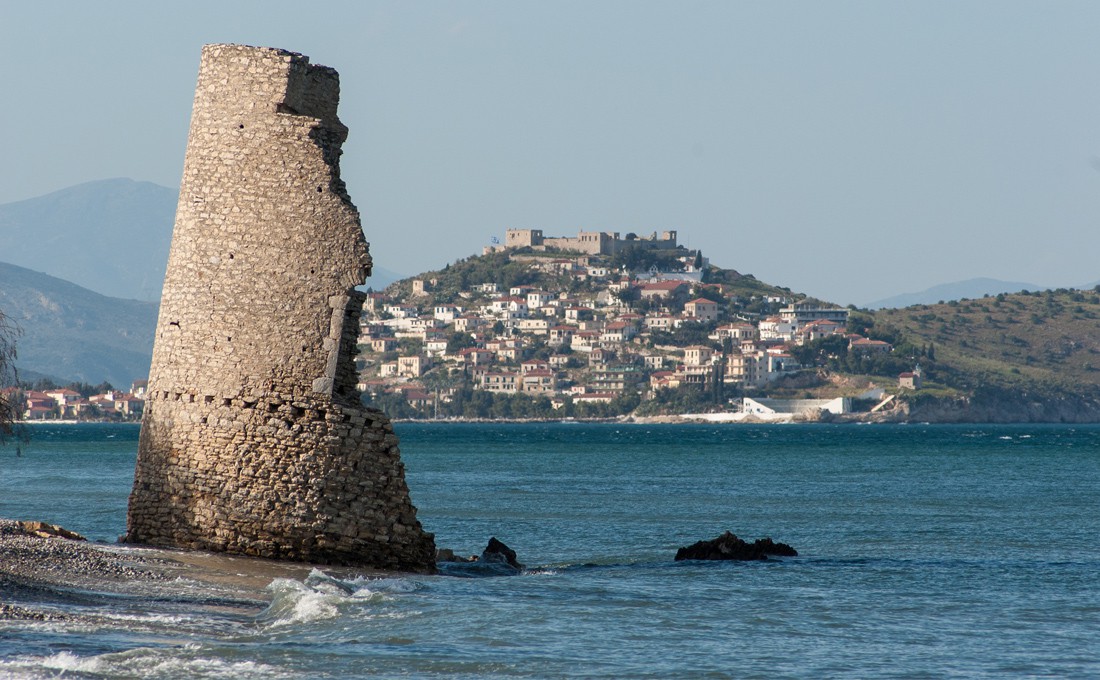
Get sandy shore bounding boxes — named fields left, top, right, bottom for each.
left=0, top=519, right=389, bottom=622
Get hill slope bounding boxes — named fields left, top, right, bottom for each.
left=869, top=289, right=1100, bottom=421
left=387, top=248, right=795, bottom=306
left=0, top=178, right=177, bottom=301
left=0, top=262, right=156, bottom=387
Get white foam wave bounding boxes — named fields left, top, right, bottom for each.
left=97, top=611, right=199, bottom=625
left=1, top=649, right=291, bottom=680
left=38, top=650, right=103, bottom=673
left=523, top=568, right=560, bottom=576
left=257, top=568, right=420, bottom=627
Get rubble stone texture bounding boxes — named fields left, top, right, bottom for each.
left=125, top=44, right=435, bottom=572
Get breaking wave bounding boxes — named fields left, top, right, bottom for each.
left=0, top=647, right=293, bottom=680
left=256, top=568, right=421, bottom=628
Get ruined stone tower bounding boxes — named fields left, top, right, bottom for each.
left=125, top=44, right=435, bottom=571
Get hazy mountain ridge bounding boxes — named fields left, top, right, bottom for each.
left=864, top=278, right=1042, bottom=310
left=0, top=261, right=156, bottom=388
left=0, top=179, right=177, bottom=302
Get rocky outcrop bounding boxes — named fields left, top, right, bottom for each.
left=675, top=532, right=797, bottom=561
left=479, top=537, right=524, bottom=570
left=15, top=521, right=85, bottom=541
left=436, top=538, right=525, bottom=576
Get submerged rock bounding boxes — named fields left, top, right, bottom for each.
left=479, top=537, right=524, bottom=571
left=674, top=531, right=797, bottom=562
left=435, top=537, right=525, bottom=577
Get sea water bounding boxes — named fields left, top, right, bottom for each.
left=1, top=422, right=1098, bottom=678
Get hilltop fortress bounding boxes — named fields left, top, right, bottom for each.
left=125, top=45, right=435, bottom=571
left=501, top=228, right=679, bottom=256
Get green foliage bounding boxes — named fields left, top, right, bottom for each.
left=787, top=335, right=849, bottom=367
left=440, top=388, right=558, bottom=420
left=398, top=338, right=424, bottom=355
left=634, top=385, right=715, bottom=415
left=446, top=332, right=476, bottom=353
left=847, top=309, right=875, bottom=336
left=409, top=251, right=552, bottom=304
left=361, top=391, right=418, bottom=419
left=613, top=286, right=640, bottom=308
left=19, top=377, right=117, bottom=396
left=693, top=287, right=725, bottom=304
left=649, top=321, right=720, bottom=348
left=608, top=244, right=687, bottom=273
left=363, top=381, right=645, bottom=421
left=702, top=268, right=793, bottom=299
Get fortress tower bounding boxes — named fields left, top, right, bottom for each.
left=125, top=45, right=435, bottom=571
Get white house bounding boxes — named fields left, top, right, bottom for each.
left=526, top=291, right=554, bottom=309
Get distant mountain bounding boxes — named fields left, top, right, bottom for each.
left=864, top=278, right=1042, bottom=310
left=0, top=178, right=405, bottom=300
left=0, top=261, right=156, bottom=388
left=0, top=178, right=177, bottom=302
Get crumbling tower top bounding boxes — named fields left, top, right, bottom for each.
left=159, top=44, right=371, bottom=403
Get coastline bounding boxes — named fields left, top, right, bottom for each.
left=0, top=519, right=388, bottom=622
left=16, top=408, right=1100, bottom=426
left=388, top=410, right=904, bottom=425
left=18, top=420, right=138, bottom=426
left=10, top=413, right=904, bottom=426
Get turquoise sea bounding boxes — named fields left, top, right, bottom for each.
left=1, top=422, right=1099, bottom=678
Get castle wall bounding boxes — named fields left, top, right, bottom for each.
left=505, top=229, right=543, bottom=248
left=510, top=228, right=679, bottom=256
left=125, top=44, right=435, bottom=571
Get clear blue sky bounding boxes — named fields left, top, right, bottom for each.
left=3, top=1, right=1100, bottom=305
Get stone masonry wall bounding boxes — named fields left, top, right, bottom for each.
left=125, top=44, right=436, bottom=571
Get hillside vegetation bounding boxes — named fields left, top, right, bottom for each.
left=388, top=248, right=795, bottom=310
left=866, top=288, right=1100, bottom=420
left=874, top=289, right=1100, bottom=388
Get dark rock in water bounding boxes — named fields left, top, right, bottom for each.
left=435, top=538, right=525, bottom=577
left=675, top=531, right=797, bottom=562
left=480, top=537, right=524, bottom=570
left=752, top=537, right=798, bottom=557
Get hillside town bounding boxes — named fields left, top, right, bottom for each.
left=4, top=229, right=923, bottom=423
left=356, top=229, right=915, bottom=419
